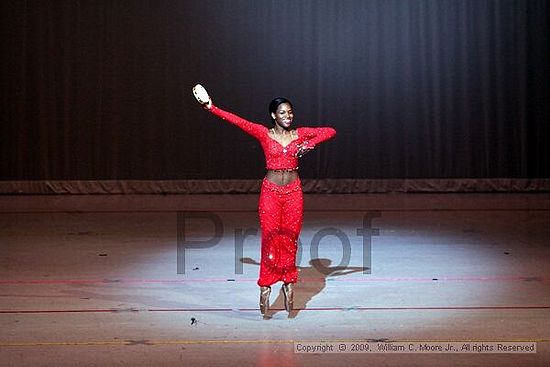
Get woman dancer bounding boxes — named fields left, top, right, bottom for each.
left=193, top=85, right=335, bottom=315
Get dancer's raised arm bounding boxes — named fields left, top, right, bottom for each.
left=193, top=84, right=267, bottom=139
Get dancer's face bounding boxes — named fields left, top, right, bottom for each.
left=271, top=103, right=293, bottom=129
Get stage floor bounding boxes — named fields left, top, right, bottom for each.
left=1, top=193, right=550, bottom=366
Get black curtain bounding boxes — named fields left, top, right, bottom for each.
left=1, top=0, right=548, bottom=180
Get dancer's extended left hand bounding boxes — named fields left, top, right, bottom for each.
left=296, top=142, right=313, bottom=157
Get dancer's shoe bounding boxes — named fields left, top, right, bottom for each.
left=282, top=283, right=294, bottom=312
left=259, top=286, right=271, bottom=315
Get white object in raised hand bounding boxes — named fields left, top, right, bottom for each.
left=192, top=84, right=212, bottom=108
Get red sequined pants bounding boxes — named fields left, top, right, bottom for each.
left=257, top=178, right=303, bottom=287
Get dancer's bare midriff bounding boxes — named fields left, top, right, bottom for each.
left=265, top=169, right=299, bottom=186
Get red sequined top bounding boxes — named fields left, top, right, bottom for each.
left=209, top=105, right=336, bottom=170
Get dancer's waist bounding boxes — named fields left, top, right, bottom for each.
left=262, top=176, right=301, bottom=193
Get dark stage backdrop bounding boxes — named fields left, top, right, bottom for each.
left=1, top=0, right=549, bottom=181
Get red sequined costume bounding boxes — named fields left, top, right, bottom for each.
left=209, top=105, right=336, bottom=286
